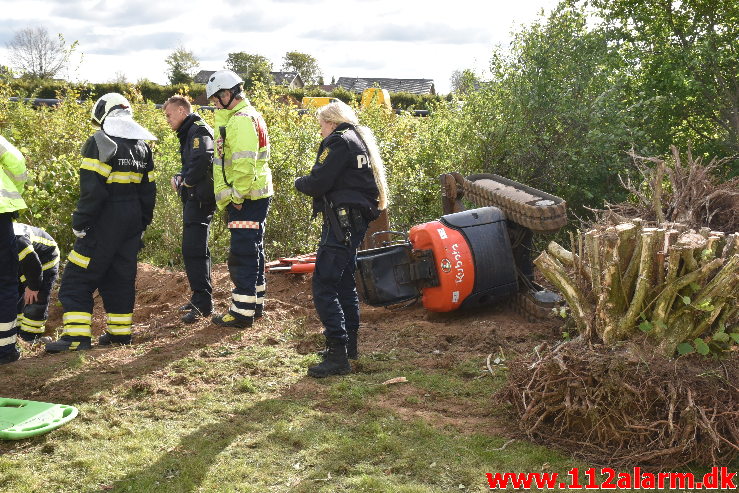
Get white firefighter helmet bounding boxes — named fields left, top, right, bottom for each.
left=91, top=92, right=156, bottom=141
left=205, top=70, right=244, bottom=99
left=91, top=92, right=130, bottom=126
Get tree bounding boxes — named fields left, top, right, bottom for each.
left=449, top=69, right=479, bottom=95
left=6, top=26, right=72, bottom=79
left=225, top=52, right=273, bottom=88
left=165, top=46, right=199, bottom=84
left=589, top=0, right=739, bottom=171
left=281, top=51, right=322, bottom=86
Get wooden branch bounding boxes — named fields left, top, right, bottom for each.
left=653, top=159, right=665, bottom=224
left=693, top=254, right=739, bottom=305
left=548, top=241, right=574, bottom=266
left=597, top=232, right=626, bottom=342
left=584, top=230, right=602, bottom=300
left=613, top=231, right=657, bottom=342
left=652, top=257, right=724, bottom=332
left=622, top=232, right=644, bottom=302
left=534, top=251, right=594, bottom=339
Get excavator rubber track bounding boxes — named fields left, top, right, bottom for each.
left=447, top=172, right=568, bottom=233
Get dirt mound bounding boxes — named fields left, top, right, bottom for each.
left=4, top=263, right=557, bottom=406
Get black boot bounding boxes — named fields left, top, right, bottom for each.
left=45, top=335, right=92, bottom=353
left=98, top=332, right=132, bottom=346
left=212, top=313, right=253, bottom=328
left=178, top=302, right=194, bottom=312
left=317, top=331, right=358, bottom=361
left=254, top=304, right=263, bottom=320
left=17, top=330, right=42, bottom=343
left=308, top=339, right=351, bottom=378
left=182, top=306, right=211, bottom=324
left=0, top=347, right=21, bottom=365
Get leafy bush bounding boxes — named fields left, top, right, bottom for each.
left=3, top=1, right=737, bottom=268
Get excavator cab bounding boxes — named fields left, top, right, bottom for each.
left=355, top=173, right=567, bottom=317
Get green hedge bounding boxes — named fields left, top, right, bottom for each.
left=6, top=79, right=206, bottom=104
left=0, top=80, right=463, bottom=268
left=5, top=78, right=444, bottom=110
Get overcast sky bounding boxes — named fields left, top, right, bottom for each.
left=0, top=0, right=560, bottom=94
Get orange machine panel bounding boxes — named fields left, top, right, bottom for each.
left=409, top=220, right=475, bottom=312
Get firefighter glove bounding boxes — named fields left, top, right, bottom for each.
left=73, top=228, right=87, bottom=238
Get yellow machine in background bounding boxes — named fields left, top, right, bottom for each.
left=301, top=88, right=393, bottom=113
left=360, top=88, right=392, bottom=110
left=301, top=96, right=339, bottom=110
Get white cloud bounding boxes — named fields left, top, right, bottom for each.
left=0, top=0, right=560, bottom=93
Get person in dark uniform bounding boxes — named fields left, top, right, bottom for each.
left=14, top=222, right=59, bottom=341
left=45, top=93, right=157, bottom=353
left=163, top=95, right=216, bottom=324
left=294, top=101, right=389, bottom=378
left=0, top=134, right=27, bottom=364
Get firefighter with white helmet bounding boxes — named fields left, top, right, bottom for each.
left=46, top=93, right=157, bottom=352
left=206, top=70, right=273, bottom=328
left=0, top=134, right=27, bottom=364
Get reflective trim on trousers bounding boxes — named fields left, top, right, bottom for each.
left=106, top=313, right=132, bottom=335
left=229, top=304, right=255, bottom=317
left=63, top=312, right=92, bottom=325
left=20, top=316, right=45, bottom=333
left=0, top=334, right=17, bottom=346
left=62, top=324, right=92, bottom=337
left=232, top=293, right=257, bottom=303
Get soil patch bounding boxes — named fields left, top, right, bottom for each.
left=3, top=263, right=555, bottom=428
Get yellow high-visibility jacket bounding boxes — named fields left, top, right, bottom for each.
left=213, top=99, right=273, bottom=210
left=0, top=135, right=27, bottom=213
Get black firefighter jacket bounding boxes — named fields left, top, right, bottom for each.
left=177, top=113, right=215, bottom=205
left=294, top=122, right=379, bottom=220
left=72, top=131, right=156, bottom=233
left=14, top=223, right=59, bottom=291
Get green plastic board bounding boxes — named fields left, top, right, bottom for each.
left=0, top=397, right=78, bottom=439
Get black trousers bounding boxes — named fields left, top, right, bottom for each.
left=312, top=210, right=368, bottom=343
left=0, top=213, right=18, bottom=354
left=226, top=197, right=270, bottom=321
left=58, top=200, right=143, bottom=338
left=182, top=199, right=215, bottom=312
left=17, top=267, right=58, bottom=336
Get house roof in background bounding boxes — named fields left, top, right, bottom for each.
left=193, top=70, right=216, bottom=84
left=270, top=71, right=302, bottom=85
left=336, top=77, right=435, bottom=94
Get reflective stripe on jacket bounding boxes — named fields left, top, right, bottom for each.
left=213, top=99, right=273, bottom=210
left=14, top=222, right=59, bottom=290
left=0, top=135, right=28, bottom=213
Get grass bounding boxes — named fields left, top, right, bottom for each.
left=1, top=326, right=712, bottom=493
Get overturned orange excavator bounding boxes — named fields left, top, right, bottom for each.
left=355, top=172, right=567, bottom=319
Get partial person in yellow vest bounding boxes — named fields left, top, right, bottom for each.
left=14, top=222, right=59, bottom=342
left=0, top=134, right=27, bottom=364
left=45, top=93, right=157, bottom=353
left=205, top=70, right=273, bottom=328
